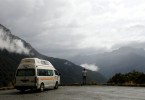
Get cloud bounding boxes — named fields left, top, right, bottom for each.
left=0, top=0, right=145, bottom=58
left=80, top=63, right=99, bottom=71
left=0, top=28, right=30, bottom=54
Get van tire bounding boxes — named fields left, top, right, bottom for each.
left=54, top=82, right=58, bottom=89
left=40, top=83, right=45, bottom=92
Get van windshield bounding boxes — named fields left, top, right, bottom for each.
left=16, top=69, right=35, bottom=76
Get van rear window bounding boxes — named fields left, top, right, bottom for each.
left=16, top=69, right=35, bottom=76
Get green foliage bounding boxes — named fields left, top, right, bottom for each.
left=108, top=70, right=145, bottom=85
left=107, top=73, right=126, bottom=84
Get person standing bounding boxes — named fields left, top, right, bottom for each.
left=82, top=68, right=87, bottom=85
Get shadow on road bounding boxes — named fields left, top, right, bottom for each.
left=1, top=89, right=54, bottom=95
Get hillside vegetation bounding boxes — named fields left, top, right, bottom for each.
left=108, top=70, right=145, bottom=85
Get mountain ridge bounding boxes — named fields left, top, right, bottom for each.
left=69, top=46, right=145, bottom=79
left=0, top=24, right=106, bottom=87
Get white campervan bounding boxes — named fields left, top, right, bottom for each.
left=15, top=58, right=60, bottom=92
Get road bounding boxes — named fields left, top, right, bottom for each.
left=0, top=86, right=145, bottom=100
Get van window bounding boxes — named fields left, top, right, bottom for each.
left=54, top=70, right=59, bottom=75
left=45, top=61, right=50, bottom=65
left=41, top=61, right=46, bottom=65
left=16, top=69, right=35, bottom=76
left=37, top=69, right=53, bottom=76
left=41, top=61, right=49, bottom=65
left=48, top=70, right=53, bottom=76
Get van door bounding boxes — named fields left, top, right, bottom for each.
left=54, top=70, right=60, bottom=84
left=47, top=70, right=55, bottom=86
left=37, top=69, right=54, bottom=87
left=16, top=68, right=36, bottom=86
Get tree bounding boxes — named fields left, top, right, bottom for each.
left=107, top=70, right=145, bottom=85
left=108, top=73, right=125, bottom=84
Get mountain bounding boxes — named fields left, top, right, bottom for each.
left=0, top=24, right=106, bottom=87
left=69, top=47, right=145, bottom=79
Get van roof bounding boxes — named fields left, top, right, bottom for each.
left=20, top=58, right=54, bottom=68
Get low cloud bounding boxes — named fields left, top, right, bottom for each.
left=80, top=63, right=99, bottom=72
left=0, top=28, right=30, bottom=54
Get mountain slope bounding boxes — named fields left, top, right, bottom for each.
left=0, top=24, right=106, bottom=87
left=69, top=47, right=145, bottom=79
left=0, top=49, right=27, bottom=86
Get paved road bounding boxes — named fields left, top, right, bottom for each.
left=0, top=86, right=145, bottom=100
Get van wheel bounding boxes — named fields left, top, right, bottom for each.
left=40, top=83, right=45, bottom=92
left=54, top=82, right=58, bottom=89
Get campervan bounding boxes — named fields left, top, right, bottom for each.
left=15, top=58, right=60, bottom=92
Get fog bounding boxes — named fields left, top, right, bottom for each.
left=0, top=28, right=30, bottom=54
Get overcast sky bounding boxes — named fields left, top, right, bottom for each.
left=0, top=0, right=145, bottom=58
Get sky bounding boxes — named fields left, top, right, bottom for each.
left=0, top=0, right=145, bottom=59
